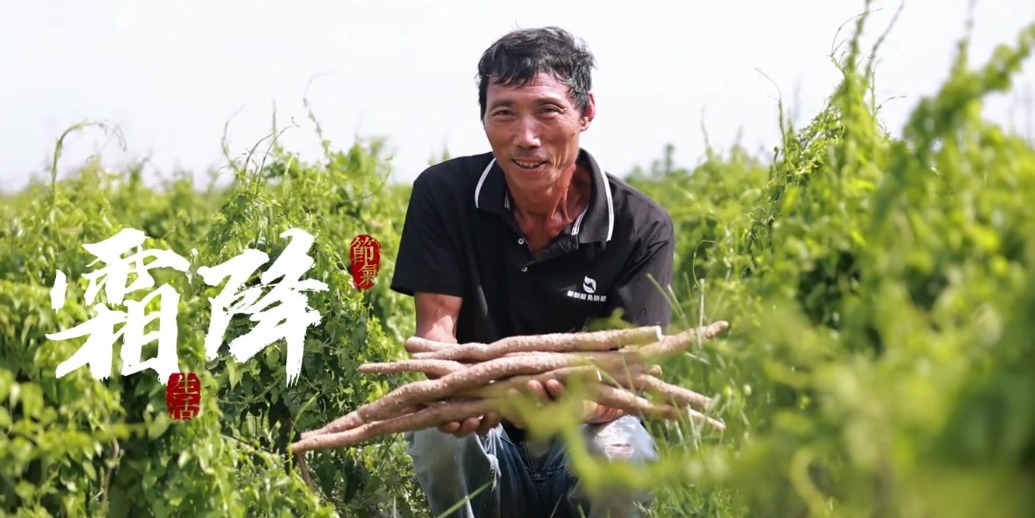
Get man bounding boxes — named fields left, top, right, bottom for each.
left=390, top=26, right=675, bottom=518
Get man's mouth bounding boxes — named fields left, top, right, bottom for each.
left=513, top=159, right=547, bottom=170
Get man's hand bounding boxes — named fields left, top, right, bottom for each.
left=436, top=378, right=624, bottom=437
left=519, top=378, right=627, bottom=425
left=437, top=412, right=502, bottom=437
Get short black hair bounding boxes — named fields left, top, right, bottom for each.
left=476, top=27, right=596, bottom=121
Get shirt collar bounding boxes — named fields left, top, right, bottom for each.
left=474, top=148, right=614, bottom=244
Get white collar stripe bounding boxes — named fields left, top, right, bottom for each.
left=473, top=158, right=496, bottom=208
left=600, top=167, right=615, bottom=241
left=572, top=205, right=588, bottom=235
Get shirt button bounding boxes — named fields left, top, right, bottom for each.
left=520, top=266, right=528, bottom=272
left=517, top=238, right=525, bottom=245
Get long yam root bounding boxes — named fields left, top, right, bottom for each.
left=306, top=354, right=643, bottom=439
left=356, top=351, right=650, bottom=424
left=466, top=368, right=712, bottom=410
left=292, top=383, right=724, bottom=453
left=625, top=373, right=712, bottom=408
left=293, top=382, right=725, bottom=453
left=403, top=337, right=454, bottom=354
left=303, top=367, right=710, bottom=441
left=358, top=359, right=467, bottom=378
left=291, top=399, right=498, bottom=453
left=635, top=321, right=730, bottom=358
left=411, top=326, right=662, bottom=361
left=299, top=321, right=729, bottom=448
left=300, top=404, right=422, bottom=440
left=462, top=364, right=658, bottom=399
left=460, top=365, right=640, bottom=398
left=587, top=384, right=725, bottom=431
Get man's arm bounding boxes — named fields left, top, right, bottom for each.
left=412, top=292, right=501, bottom=437
left=389, top=168, right=499, bottom=435
left=411, top=292, right=461, bottom=346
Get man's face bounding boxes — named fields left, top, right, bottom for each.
left=482, top=72, right=595, bottom=194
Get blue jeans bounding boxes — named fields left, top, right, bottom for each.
left=405, top=416, right=658, bottom=518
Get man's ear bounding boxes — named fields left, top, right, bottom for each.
left=581, top=92, right=596, bottom=131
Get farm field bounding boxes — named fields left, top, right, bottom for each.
left=2, top=14, right=1034, bottom=518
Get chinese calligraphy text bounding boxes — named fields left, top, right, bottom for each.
left=166, top=372, right=201, bottom=420
left=349, top=234, right=381, bottom=290
left=46, top=227, right=329, bottom=387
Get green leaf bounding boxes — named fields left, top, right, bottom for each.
left=148, top=415, right=170, bottom=439
left=227, top=362, right=241, bottom=389
left=19, top=383, right=43, bottom=419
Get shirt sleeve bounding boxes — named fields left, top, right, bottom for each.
left=605, top=213, right=675, bottom=328
left=389, top=172, right=464, bottom=298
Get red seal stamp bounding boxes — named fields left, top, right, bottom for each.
left=166, top=372, right=201, bottom=421
left=349, top=234, right=381, bottom=290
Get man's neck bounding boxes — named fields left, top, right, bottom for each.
left=507, top=162, right=592, bottom=250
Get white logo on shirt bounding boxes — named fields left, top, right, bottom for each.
left=582, top=276, right=596, bottom=294
left=566, top=276, right=606, bottom=302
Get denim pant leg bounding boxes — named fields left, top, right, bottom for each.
left=406, top=426, right=538, bottom=518
left=564, top=416, right=660, bottom=518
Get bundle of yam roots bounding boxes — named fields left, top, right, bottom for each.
left=290, top=321, right=730, bottom=454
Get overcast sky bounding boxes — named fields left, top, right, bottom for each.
left=2, top=0, right=1033, bottom=193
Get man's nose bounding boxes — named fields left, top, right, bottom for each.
left=514, top=116, right=541, bottom=148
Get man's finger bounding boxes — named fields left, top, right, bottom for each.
left=455, top=416, right=481, bottom=437
left=526, top=380, right=551, bottom=404
left=586, top=405, right=626, bottom=424
left=476, top=412, right=500, bottom=436
left=544, top=379, right=566, bottom=399
left=454, top=417, right=476, bottom=436
left=439, top=420, right=460, bottom=434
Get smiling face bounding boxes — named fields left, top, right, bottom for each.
left=482, top=72, right=595, bottom=194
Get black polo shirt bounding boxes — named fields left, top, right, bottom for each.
left=391, top=148, right=675, bottom=345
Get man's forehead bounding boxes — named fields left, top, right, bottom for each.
left=486, top=73, right=572, bottom=101
left=488, top=71, right=566, bottom=87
